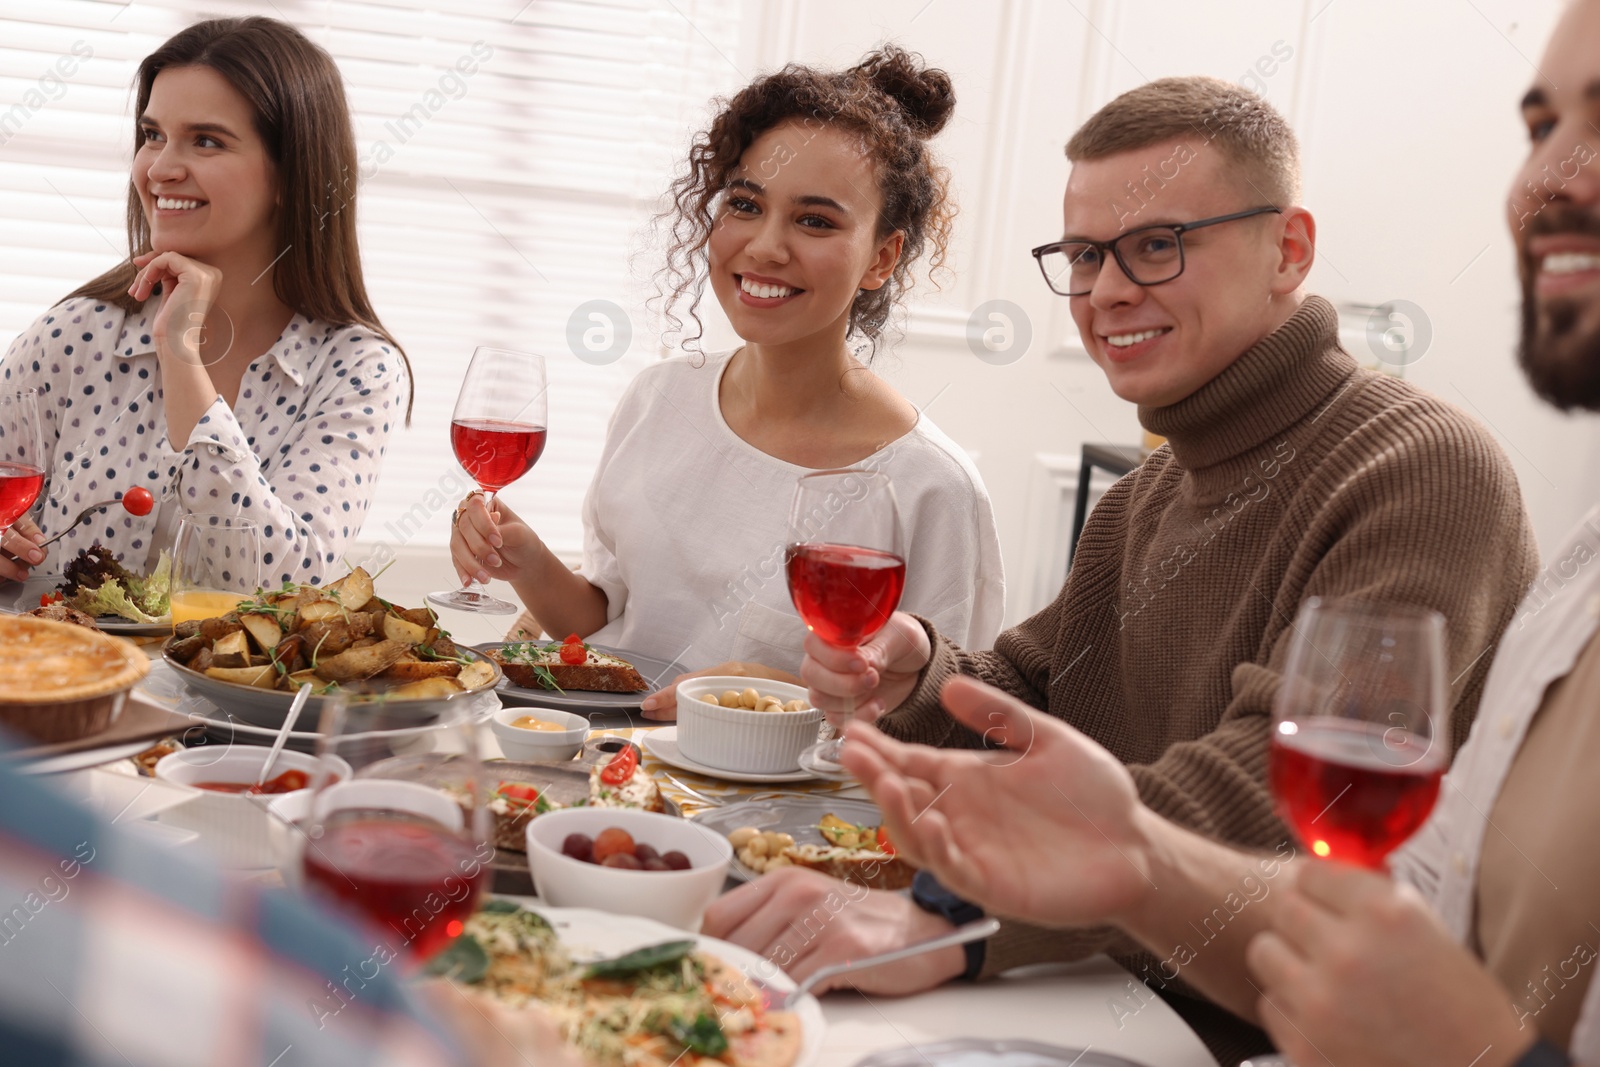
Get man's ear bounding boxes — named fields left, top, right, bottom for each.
left=859, top=230, right=906, bottom=292
left=1273, top=207, right=1316, bottom=294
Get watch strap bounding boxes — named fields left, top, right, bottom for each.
left=1512, top=1039, right=1572, bottom=1067
left=910, top=870, right=988, bottom=981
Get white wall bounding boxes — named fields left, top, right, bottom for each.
left=385, top=0, right=1598, bottom=641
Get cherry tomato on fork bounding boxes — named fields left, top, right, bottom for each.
left=121, top=486, right=154, bottom=516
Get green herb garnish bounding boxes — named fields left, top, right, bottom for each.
left=584, top=940, right=696, bottom=979
left=667, top=1013, right=729, bottom=1057
left=423, top=933, right=489, bottom=983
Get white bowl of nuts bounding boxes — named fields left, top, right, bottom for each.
left=674, top=677, right=825, bottom=774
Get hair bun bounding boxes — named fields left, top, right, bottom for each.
left=851, top=46, right=955, bottom=137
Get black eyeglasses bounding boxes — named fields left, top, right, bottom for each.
left=1030, top=206, right=1282, bottom=297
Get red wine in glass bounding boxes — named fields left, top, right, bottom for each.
left=786, top=469, right=905, bottom=778
left=785, top=543, right=906, bottom=648
left=0, top=463, right=44, bottom=529
left=1271, top=599, right=1448, bottom=871
left=430, top=347, right=549, bottom=614
left=1270, top=718, right=1443, bottom=869
left=0, top=390, right=44, bottom=547
left=303, top=815, right=487, bottom=962
left=451, top=418, right=547, bottom=493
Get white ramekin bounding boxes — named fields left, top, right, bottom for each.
left=154, top=747, right=351, bottom=869
left=673, top=677, right=824, bottom=774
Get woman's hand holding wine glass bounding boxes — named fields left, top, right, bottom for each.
left=450, top=493, right=544, bottom=587
left=798, top=611, right=931, bottom=726
left=785, top=468, right=907, bottom=778
left=431, top=347, right=548, bottom=616
left=0, top=390, right=46, bottom=582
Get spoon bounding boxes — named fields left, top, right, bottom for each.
left=758, top=916, right=1001, bottom=1010
left=255, top=682, right=314, bottom=790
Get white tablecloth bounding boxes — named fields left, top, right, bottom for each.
left=815, top=955, right=1217, bottom=1067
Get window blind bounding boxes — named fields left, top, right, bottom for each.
left=0, top=0, right=744, bottom=564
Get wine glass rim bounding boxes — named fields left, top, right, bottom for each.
left=176, top=512, right=260, bottom=530
left=469, top=345, right=546, bottom=362
left=1297, top=597, right=1445, bottom=628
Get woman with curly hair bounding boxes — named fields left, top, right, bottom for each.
left=452, top=47, right=1004, bottom=718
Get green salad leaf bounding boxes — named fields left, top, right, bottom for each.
left=66, top=550, right=172, bottom=623
left=72, top=579, right=160, bottom=624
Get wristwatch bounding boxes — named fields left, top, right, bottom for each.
left=1512, top=1039, right=1571, bottom=1067
left=910, top=870, right=987, bottom=981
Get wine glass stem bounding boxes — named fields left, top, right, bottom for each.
left=465, top=489, right=498, bottom=592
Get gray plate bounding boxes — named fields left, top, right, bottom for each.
left=0, top=574, right=173, bottom=635
left=851, top=1040, right=1152, bottom=1067
left=693, top=794, right=886, bottom=881
left=478, top=641, right=687, bottom=714
left=162, top=640, right=504, bottom=729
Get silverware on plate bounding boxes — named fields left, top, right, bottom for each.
left=753, top=916, right=1001, bottom=1009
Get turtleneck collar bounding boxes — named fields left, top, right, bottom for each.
left=1139, top=295, right=1356, bottom=473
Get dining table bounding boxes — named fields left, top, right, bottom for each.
left=4, top=644, right=1220, bottom=1067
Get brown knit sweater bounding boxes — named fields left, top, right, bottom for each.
left=879, top=296, right=1538, bottom=986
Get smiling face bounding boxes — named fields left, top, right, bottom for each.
left=132, top=64, right=279, bottom=264
left=707, top=121, right=903, bottom=349
left=1510, top=0, right=1600, bottom=411
left=1062, top=139, right=1309, bottom=407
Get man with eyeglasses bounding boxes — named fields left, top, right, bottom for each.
left=705, top=75, right=1538, bottom=1062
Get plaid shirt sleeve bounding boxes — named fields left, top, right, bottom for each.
left=0, top=743, right=465, bottom=1067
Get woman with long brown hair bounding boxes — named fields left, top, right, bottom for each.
left=451, top=47, right=1005, bottom=717
left=0, top=16, right=410, bottom=586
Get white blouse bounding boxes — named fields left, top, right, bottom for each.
left=0, top=297, right=407, bottom=585
left=580, top=351, right=1006, bottom=675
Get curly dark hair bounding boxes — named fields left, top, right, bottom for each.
left=657, top=45, right=957, bottom=358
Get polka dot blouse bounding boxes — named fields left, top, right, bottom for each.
left=1, top=297, right=407, bottom=586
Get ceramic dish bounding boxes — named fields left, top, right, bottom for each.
left=0, top=574, right=174, bottom=635
left=478, top=641, right=685, bottom=713
left=489, top=706, right=588, bottom=762
left=692, top=794, right=887, bottom=882
left=525, top=807, right=731, bottom=929
left=162, top=639, right=503, bottom=730
left=490, top=903, right=826, bottom=1067
left=674, top=676, right=822, bottom=774
left=639, top=725, right=820, bottom=784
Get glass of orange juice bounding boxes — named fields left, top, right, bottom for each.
left=170, top=514, right=262, bottom=628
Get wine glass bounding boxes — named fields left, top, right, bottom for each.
left=0, top=388, right=45, bottom=551
left=300, top=698, right=491, bottom=965
left=1269, top=599, right=1449, bottom=870
left=170, top=513, right=262, bottom=627
left=429, top=346, right=548, bottom=615
left=786, top=469, right=905, bottom=778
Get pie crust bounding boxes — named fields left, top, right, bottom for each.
left=0, top=616, right=150, bottom=743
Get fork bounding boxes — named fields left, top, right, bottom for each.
left=37, top=496, right=128, bottom=550
left=752, top=917, right=1002, bottom=1009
